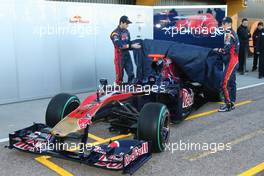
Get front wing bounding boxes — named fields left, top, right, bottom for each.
left=7, top=123, right=151, bottom=175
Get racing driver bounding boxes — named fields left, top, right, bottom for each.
left=215, top=17, right=240, bottom=112
left=110, top=15, right=141, bottom=85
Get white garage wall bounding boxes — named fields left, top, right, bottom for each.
left=0, top=0, right=153, bottom=104
left=0, top=0, right=18, bottom=103
left=14, top=1, right=61, bottom=100
left=56, top=3, right=97, bottom=93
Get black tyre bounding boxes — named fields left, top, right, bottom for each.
left=46, top=93, right=80, bottom=127
left=156, top=92, right=183, bottom=124
left=137, top=103, right=170, bottom=153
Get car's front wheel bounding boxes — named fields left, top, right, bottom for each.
left=45, top=93, right=80, bottom=128
left=137, top=103, right=170, bottom=153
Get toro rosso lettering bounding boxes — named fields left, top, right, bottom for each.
left=14, top=141, right=35, bottom=152
left=13, top=133, right=51, bottom=152
left=124, top=142, right=148, bottom=167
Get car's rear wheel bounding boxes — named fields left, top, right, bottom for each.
left=46, top=93, right=80, bottom=128
left=137, top=103, right=170, bottom=153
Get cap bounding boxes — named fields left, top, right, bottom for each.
left=242, top=18, right=248, bottom=22
left=222, top=17, right=232, bottom=24
left=119, top=15, right=132, bottom=24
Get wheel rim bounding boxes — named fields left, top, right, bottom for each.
left=160, top=111, right=170, bottom=146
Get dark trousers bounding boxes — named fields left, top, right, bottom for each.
left=259, top=52, right=264, bottom=77
left=238, top=45, right=248, bottom=73
left=122, top=52, right=134, bottom=83
left=253, top=51, right=259, bottom=70
left=223, top=62, right=238, bottom=103
left=114, top=49, right=134, bottom=84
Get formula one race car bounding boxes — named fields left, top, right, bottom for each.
left=7, top=39, right=222, bottom=174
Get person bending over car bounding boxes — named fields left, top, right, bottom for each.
left=214, top=17, right=240, bottom=112
left=110, top=15, right=141, bottom=85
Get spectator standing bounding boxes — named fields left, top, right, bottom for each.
left=252, top=22, right=263, bottom=71
left=237, top=18, right=251, bottom=74
left=256, top=23, right=264, bottom=79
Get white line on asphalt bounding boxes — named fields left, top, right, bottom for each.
left=0, top=138, right=8, bottom=143
left=238, top=82, right=264, bottom=90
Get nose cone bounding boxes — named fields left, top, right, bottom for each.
left=51, top=117, right=82, bottom=137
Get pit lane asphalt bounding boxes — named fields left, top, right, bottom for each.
left=0, top=85, right=264, bottom=176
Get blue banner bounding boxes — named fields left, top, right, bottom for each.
left=154, top=7, right=226, bottom=48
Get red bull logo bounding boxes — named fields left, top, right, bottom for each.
left=69, top=15, right=89, bottom=24
left=124, top=142, right=148, bottom=167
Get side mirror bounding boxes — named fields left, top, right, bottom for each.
left=100, top=79, right=108, bottom=86
left=99, top=79, right=108, bottom=92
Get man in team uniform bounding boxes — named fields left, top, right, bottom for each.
left=215, top=17, right=240, bottom=112
left=110, top=16, right=141, bottom=85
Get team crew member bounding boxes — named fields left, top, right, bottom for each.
left=237, top=18, right=251, bottom=74
left=110, top=15, right=141, bottom=85
left=252, top=22, right=263, bottom=71
left=216, top=17, right=240, bottom=112
left=257, top=23, right=264, bottom=79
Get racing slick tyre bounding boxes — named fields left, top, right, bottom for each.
left=137, top=103, right=170, bottom=153
left=46, top=93, right=80, bottom=127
